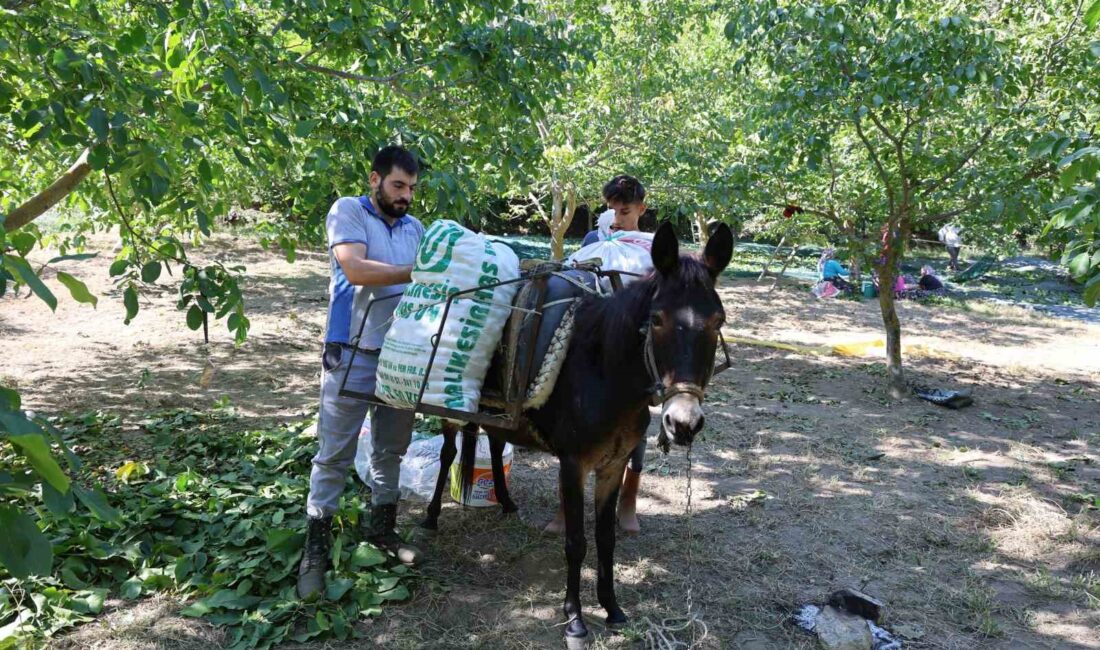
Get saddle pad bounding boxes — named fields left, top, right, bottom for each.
left=482, top=269, right=597, bottom=409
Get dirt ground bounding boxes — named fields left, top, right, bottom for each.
left=3, top=233, right=1099, bottom=649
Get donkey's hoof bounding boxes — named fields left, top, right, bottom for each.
left=416, top=521, right=438, bottom=537
left=564, top=631, right=590, bottom=650
left=605, top=608, right=628, bottom=629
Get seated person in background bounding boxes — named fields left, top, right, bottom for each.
left=918, top=265, right=944, bottom=291
left=818, top=248, right=852, bottom=292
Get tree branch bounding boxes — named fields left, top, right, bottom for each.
left=924, top=163, right=1055, bottom=223
left=853, top=118, right=896, bottom=215
left=866, top=109, right=901, bottom=147
left=3, top=148, right=91, bottom=233
left=920, top=126, right=993, bottom=196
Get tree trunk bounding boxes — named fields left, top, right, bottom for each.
left=694, top=211, right=709, bottom=246
left=875, top=227, right=906, bottom=398
left=3, top=148, right=92, bottom=232
left=844, top=222, right=861, bottom=284
left=548, top=185, right=577, bottom=261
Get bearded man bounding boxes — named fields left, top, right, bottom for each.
left=297, top=146, right=426, bottom=599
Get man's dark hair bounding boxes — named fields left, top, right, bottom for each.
left=371, top=145, right=420, bottom=179
left=602, top=174, right=646, bottom=204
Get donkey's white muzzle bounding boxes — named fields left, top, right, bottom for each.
left=662, top=394, right=704, bottom=446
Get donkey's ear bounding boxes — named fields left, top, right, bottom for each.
left=651, top=221, right=679, bottom=276
left=703, top=223, right=734, bottom=279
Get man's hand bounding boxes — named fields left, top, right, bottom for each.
left=333, top=243, right=413, bottom=286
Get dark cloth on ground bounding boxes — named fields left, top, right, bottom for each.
left=919, top=274, right=944, bottom=291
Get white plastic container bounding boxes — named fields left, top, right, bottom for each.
left=448, top=433, right=513, bottom=507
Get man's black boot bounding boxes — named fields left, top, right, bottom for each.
left=296, top=515, right=332, bottom=599
left=364, top=503, right=423, bottom=566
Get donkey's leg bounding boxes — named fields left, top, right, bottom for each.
left=594, top=458, right=629, bottom=627
left=488, top=436, right=518, bottom=515
left=560, top=455, right=589, bottom=645
left=420, top=421, right=459, bottom=531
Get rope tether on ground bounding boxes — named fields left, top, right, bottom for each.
left=643, top=446, right=709, bottom=649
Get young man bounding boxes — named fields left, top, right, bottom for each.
left=582, top=174, right=648, bottom=246
left=550, top=174, right=649, bottom=535
left=298, top=146, right=426, bottom=600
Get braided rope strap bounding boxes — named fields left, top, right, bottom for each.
left=523, top=300, right=578, bottom=409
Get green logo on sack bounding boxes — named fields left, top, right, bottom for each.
left=417, top=220, right=464, bottom=273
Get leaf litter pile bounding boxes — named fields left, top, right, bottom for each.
left=0, top=408, right=410, bottom=649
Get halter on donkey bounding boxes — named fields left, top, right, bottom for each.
left=423, top=221, right=734, bottom=647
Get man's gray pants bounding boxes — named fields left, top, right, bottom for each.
left=306, top=345, right=415, bottom=518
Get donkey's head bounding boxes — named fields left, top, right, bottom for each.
left=647, top=221, right=733, bottom=446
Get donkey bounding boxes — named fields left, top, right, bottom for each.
left=422, top=221, right=733, bottom=646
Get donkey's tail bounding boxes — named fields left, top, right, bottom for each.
left=457, top=423, right=479, bottom=506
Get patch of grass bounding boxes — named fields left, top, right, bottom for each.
left=955, top=575, right=1005, bottom=638
left=0, top=408, right=411, bottom=649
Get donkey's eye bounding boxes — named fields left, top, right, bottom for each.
left=651, top=313, right=665, bottom=327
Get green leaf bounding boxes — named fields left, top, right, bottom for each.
left=379, top=583, right=410, bottom=601
left=222, top=67, right=244, bottom=96
left=1085, top=0, right=1100, bottom=29
left=4, top=254, right=57, bottom=311
left=141, top=261, right=162, bottom=283
left=198, top=158, right=213, bottom=183
left=1069, top=252, right=1092, bottom=278
left=1084, top=275, right=1100, bottom=307
left=73, top=485, right=120, bottom=521
left=203, top=589, right=262, bottom=609
left=349, top=543, right=386, bottom=568
left=325, top=578, right=354, bottom=601
left=10, top=231, right=36, bottom=256
left=0, top=408, right=41, bottom=435
left=47, top=253, right=98, bottom=264
left=120, top=576, right=143, bottom=600
left=124, top=285, right=139, bottom=324
left=266, top=528, right=304, bottom=558
left=0, top=505, right=52, bottom=579
left=88, top=106, right=108, bottom=140
left=0, top=386, right=20, bottom=411
left=181, top=600, right=212, bottom=617
left=1058, top=146, right=1099, bottom=168
left=56, top=271, right=98, bottom=307
left=196, top=209, right=211, bottom=236
left=42, top=481, right=75, bottom=514
left=186, top=304, right=203, bottom=330
left=9, top=433, right=71, bottom=493
left=109, top=259, right=130, bottom=277
left=70, top=589, right=107, bottom=615
left=115, top=460, right=150, bottom=483
left=294, top=119, right=319, bottom=137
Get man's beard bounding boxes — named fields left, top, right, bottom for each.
left=375, top=188, right=409, bottom=219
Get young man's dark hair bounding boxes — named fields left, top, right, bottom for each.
left=602, top=174, right=646, bottom=204
left=371, top=145, right=420, bottom=179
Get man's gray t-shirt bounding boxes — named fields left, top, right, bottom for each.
left=324, top=196, right=424, bottom=350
